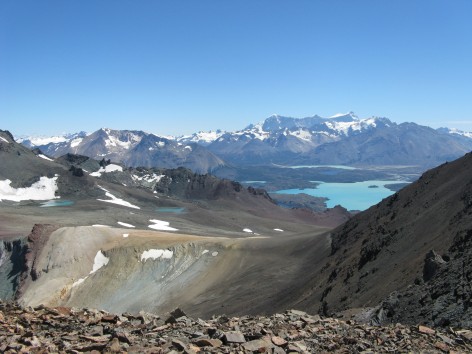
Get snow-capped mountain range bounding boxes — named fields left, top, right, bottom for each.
left=16, top=112, right=472, bottom=170
left=18, top=128, right=224, bottom=173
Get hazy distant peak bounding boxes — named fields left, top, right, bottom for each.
left=437, top=126, right=472, bottom=138
left=16, top=131, right=88, bottom=148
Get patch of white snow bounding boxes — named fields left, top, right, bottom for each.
left=97, top=186, right=140, bottom=209
left=0, top=176, right=59, bottom=202
left=148, top=219, right=178, bottom=231
left=38, top=154, right=54, bottom=161
left=243, top=228, right=253, bottom=233
left=70, top=138, right=83, bottom=148
left=140, top=249, right=174, bottom=262
left=90, top=251, right=109, bottom=274
left=117, top=222, right=135, bottom=228
left=90, top=164, right=123, bottom=177
left=329, top=112, right=351, bottom=118
left=72, top=277, right=87, bottom=287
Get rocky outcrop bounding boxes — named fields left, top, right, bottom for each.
left=0, top=129, right=14, bottom=141
left=366, top=234, right=472, bottom=328
left=154, top=167, right=275, bottom=202
left=1, top=302, right=471, bottom=353
left=423, top=250, right=446, bottom=282
left=69, top=166, right=84, bottom=177
left=0, top=239, right=27, bottom=300
left=16, top=224, right=60, bottom=299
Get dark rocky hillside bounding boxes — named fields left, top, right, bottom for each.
left=152, top=167, right=272, bottom=201
left=296, top=152, right=472, bottom=327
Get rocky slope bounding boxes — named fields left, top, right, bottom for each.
left=295, top=152, right=472, bottom=328
left=2, top=302, right=471, bottom=353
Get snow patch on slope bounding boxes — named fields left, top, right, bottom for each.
left=97, top=186, right=140, bottom=209
left=0, top=176, right=59, bottom=202
left=132, top=173, right=165, bottom=183
left=70, top=138, right=83, bottom=148
left=148, top=219, right=178, bottom=231
left=90, top=251, right=109, bottom=274
left=176, top=130, right=225, bottom=144
left=117, top=221, right=135, bottom=228
left=140, top=249, right=174, bottom=262
left=90, top=164, right=123, bottom=177
left=38, top=154, right=54, bottom=161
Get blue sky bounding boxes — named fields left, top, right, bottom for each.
left=1, top=0, right=471, bottom=137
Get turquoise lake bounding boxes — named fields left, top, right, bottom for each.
left=156, top=207, right=186, bottom=214
left=275, top=180, right=409, bottom=211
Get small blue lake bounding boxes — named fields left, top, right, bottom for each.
left=40, top=200, right=74, bottom=207
left=275, top=180, right=408, bottom=211
left=280, top=165, right=357, bottom=170
left=156, top=207, right=186, bottom=214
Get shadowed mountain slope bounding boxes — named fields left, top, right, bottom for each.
left=295, top=151, right=472, bottom=327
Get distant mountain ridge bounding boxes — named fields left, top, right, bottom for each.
left=178, top=112, right=472, bottom=167
left=17, top=112, right=472, bottom=170
left=18, top=128, right=225, bottom=174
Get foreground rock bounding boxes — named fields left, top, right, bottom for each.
left=1, top=302, right=471, bottom=353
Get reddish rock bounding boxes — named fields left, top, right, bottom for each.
left=271, top=336, right=288, bottom=347
left=418, top=325, right=435, bottom=335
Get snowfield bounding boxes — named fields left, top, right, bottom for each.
left=117, top=222, right=135, bottom=228
left=97, top=186, right=140, bottom=209
left=0, top=176, right=59, bottom=202
left=132, top=173, right=165, bottom=183
left=90, top=164, right=123, bottom=177
left=90, top=251, right=109, bottom=274
left=38, top=154, right=54, bottom=161
left=148, top=219, right=178, bottom=231
left=140, top=249, right=174, bottom=262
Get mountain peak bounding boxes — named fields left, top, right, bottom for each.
left=329, top=111, right=356, bottom=118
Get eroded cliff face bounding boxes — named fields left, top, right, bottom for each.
left=0, top=238, right=26, bottom=300
left=12, top=223, right=332, bottom=319
left=0, top=224, right=59, bottom=301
